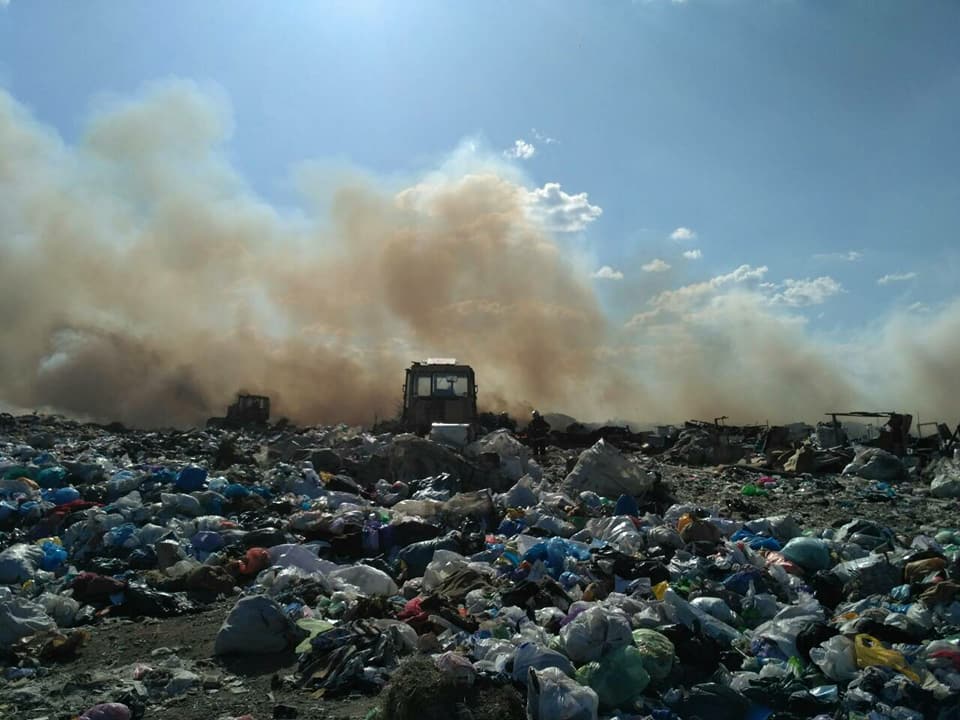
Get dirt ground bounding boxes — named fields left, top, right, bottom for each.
left=6, top=597, right=379, bottom=720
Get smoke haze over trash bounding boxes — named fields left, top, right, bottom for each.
left=1, top=81, right=958, bottom=428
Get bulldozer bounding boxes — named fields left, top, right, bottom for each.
left=207, top=393, right=270, bottom=429
left=400, top=359, right=478, bottom=439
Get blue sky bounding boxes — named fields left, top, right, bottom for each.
left=1, top=0, right=959, bottom=423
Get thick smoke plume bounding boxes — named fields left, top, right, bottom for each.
left=1, top=82, right=957, bottom=428
left=0, top=82, right=640, bottom=427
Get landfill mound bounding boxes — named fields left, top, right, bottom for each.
left=2, top=413, right=960, bottom=720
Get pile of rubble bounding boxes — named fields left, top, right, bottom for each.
left=2, top=412, right=960, bottom=720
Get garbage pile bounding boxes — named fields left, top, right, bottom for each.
left=1, top=413, right=960, bottom=720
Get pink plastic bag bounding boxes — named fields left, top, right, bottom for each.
left=79, top=703, right=132, bottom=720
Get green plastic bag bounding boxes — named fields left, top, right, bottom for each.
left=575, top=645, right=650, bottom=709
left=632, top=629, right=675, bottom=682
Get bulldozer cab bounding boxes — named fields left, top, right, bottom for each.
left=225, top=394, right=270, bottom=425
left=401, top=360, right=477, bottom=435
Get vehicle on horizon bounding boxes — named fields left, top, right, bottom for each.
left=207, top=393, right=271, bottom=429
left=400, top=359, right=478, bottom=439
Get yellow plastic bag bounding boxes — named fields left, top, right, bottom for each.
left=854, top=634, right=920, bottom=682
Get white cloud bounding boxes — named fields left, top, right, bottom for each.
left=670, top=226, right=696, bottom=241
left=721, top=264, right=769, bottom=284
left=524, top=182, right=602, bottom=232
left=682, top=249, right=702, bottom=260
left=592, top=265, right=624, bottom=280
left=627, top=264, right=768, bottom=326
left=530, top=128, right=557, bottom=145
left=504, top=139, right=536, bottom=160
left=814, top=250, right=863, bottom=262
left=770, top=276, right=843, bottom=307
left=909, top=302, right=930, bottom=313
left=877, top=271, right=918, bottom=285
left=642, top=258, right=671, bottom=272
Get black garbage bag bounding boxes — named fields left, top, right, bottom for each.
left=500, top=577, right=572, bottom=615
left=679, top=682, right=749, bottom=720
left=243, top=527, right=290, bottom=548
left=795, top=621, right=838, bottom=662
left=659, top=624, right=722, bottom=685
left=298, top=619, right=410, bottom=696
left=396, top=532, right=461, bottom=579
left=115, top=585, right=198, bottom=618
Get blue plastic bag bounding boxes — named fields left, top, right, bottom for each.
left=39, top=541, right=68, bottom=570
left=176, top=466, right=208, bottom=491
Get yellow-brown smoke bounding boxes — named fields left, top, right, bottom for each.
left=0, top=82, right=640, bottom=427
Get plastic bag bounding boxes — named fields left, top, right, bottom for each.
left=575, top=644, right=650, bottom=709
left=560, top=605, right=633, bottom=665
left=214, top=595, right=307, bottom=655
left=646, top=525, right=684, bottom=550
left=40, top=591, right=80, bottom=627
left=853, top=634, right=920, bottom=682
left=511, top=641, right=575, bottom=682
left=160, top=492, right=203, bottom=517
left=328, top=565, right=398, bottom=597
left=690, top=596, right=738, bottom=626
left=396, top=532, right=460, bottom=578
left=39, top=540, right=68, bottom=570
left=0, top=543, right=42, bottom=584
left=810, top=634, right=858, bottom=682
left=269, top=543, right=335, bottom=576
left=780, top=537, right=831, bottom=572
left=79, top=704, right=132, bottom=720
left=435, top=650, right=476, bottom=685
left=422, top=549, right=469, bottom=592
left=632, top=629, right=675, bottom=682
left=523, top=537, right=591, bottom=579
left=0, top=587, right=56, bottom=645
left=501, top=475, right=539, bottom=508
left=562, top=440, right=653, bottom=498
left=585, top=516, right=645, bottom=555
left=176, top=466, right=207, bottom=491
left=662, top=588, right=741, bottom=646
left=526, top=666, right=599, bottom=720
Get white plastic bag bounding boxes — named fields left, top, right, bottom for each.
left=0, top=587, right=56, bottom=645
left=526, top=666, right=598, bottom=720
left=691, top=596, right=738, bottom=626
left=160, top=492, right=202, bottom=517
left=559, top=606, right=633, bottom=665
left=662, top=588, right=741, bottom=645
left=423, top=550, right=469, bottom=592
left=512, top=642, right=575, bottom=682
left=214, top=595, right=306, bottom=655
left=0, top=543, right=42, bottom=584
left=501, top=475, right=539, bottom=509
left=40, top=592, right=80, bottom=627
left=328, top=565, right=398, bottom=597
left=809, top=634, right=858, bottom=682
